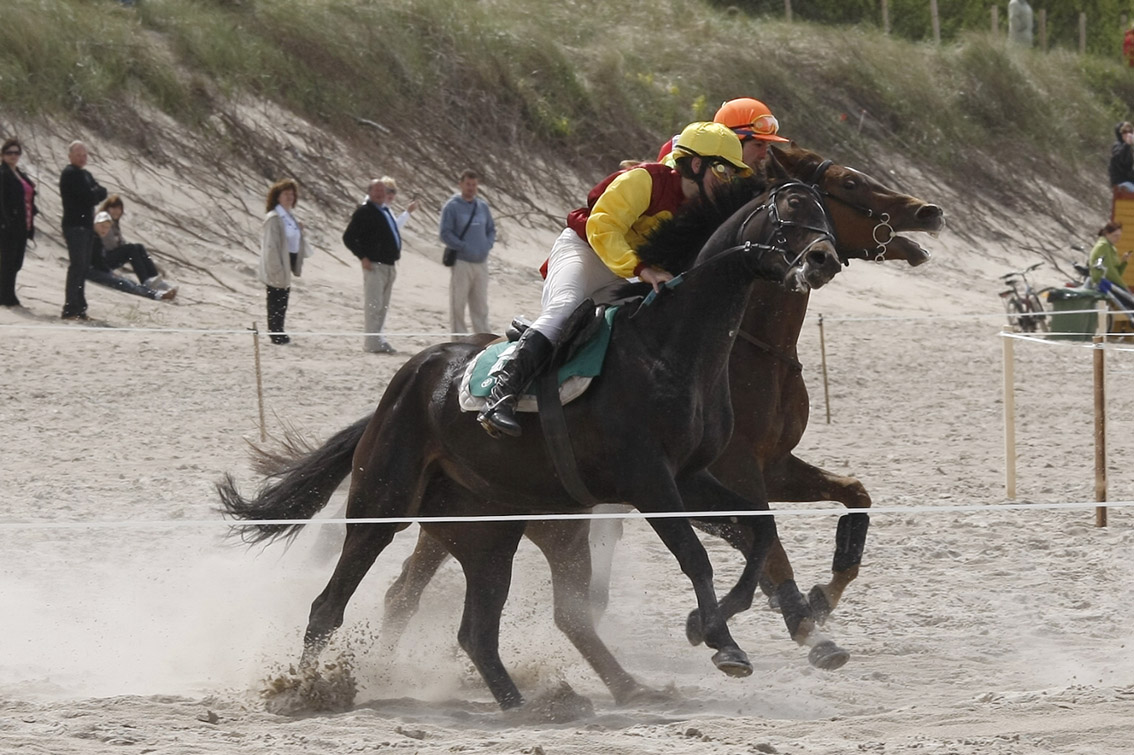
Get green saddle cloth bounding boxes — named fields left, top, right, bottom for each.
left=468, top=306, right=618, bottom=398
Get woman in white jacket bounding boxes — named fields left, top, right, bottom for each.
left=258, top=178, right=312, bottom=345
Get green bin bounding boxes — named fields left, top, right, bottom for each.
left=1046, top=287, right=1106, bottom=341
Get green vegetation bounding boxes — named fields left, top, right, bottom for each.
left=2, top=0, right=1133, bottom=207
left=721, top=1, right=1134, bottom=57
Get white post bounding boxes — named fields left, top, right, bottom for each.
left=930, top=0, right=941, bottom=45
left=1097, top=300, right=1108, bottom=337
left=881, top=0, right=890, bottom=35
left=1003, top=332, right=1017, bottom=500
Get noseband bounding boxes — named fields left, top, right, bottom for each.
left=807, top=159, right=894, bottom=263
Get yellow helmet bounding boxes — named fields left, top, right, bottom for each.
left=670, top=122, right=752, bottom=175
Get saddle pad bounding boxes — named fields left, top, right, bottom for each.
left=458, top=306, right=617, bottom=413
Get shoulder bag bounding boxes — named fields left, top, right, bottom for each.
left=443, top=201, right=478, bottom=267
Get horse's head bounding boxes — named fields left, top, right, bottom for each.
left=727, top=181, right=841, bottom=292
left=769, top=145, right=945, bottom=266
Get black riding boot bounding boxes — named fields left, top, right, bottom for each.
left=477, top=328, right=555, bottom=438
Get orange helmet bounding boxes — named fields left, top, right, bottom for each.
left=713, top=98, right=790, bottom=143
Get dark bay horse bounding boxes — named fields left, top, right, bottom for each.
left=380, top=146, right=945, bottom=663
left=219, top=180, right=842, bottom=710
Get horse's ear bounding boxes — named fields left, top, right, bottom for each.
left=765, top=146, right=788, bottom=180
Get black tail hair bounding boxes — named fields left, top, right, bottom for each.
left=216, top=415, right=371, bottom=545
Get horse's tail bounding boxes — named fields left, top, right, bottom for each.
left=217, top=414, right=372, bottom=545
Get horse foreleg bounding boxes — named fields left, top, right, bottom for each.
left=428, top=520, right=527, bottom=709
left=680, top=470, right=849, bottom=671
left=526, top=519, right=659, bottom=705
left=639, top=473, right=750, bottom=678
left=765, top=453, right=872, bottom=623
left=705, top=442, right=799, bottom=618
left=380, top=527, right=451, bottom=648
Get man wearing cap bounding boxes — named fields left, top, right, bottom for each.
left=477, top=121, right=750, bottom=438
left=343, top=178, right=415, bottom=354
left=657, top=97, right=790, bottom=176
left=59, top=140, right=108, bottom=320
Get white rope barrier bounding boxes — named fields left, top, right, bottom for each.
left=1, top=499, right=1131, bottom=531
left=0, top=308, right=1124, bottom=336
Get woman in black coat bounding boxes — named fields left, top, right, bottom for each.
left=0, top=137, right=38, bottom=307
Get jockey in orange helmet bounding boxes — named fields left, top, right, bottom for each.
left=657, top=97, right=790, bottom=173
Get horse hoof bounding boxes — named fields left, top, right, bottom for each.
left=615, top=683, right=677, bottom=707
left=685, top=609, right=705, bottom=646
left=711, top=648, right=753, bottom=677
left=807, top=585, right=833, bottom=625
left=808, top=640, right=849, bottom=670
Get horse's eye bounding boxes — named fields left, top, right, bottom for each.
left=842, top=178, right=858, bottom=190
left=788, top=196, right=801, bottom=208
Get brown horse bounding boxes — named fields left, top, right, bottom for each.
left=219, top=180, right=843, bottom=710
left=380, top=145, right=944, bottom=664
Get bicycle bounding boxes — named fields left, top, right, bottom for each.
left=999, top=261, right=1048, bottom=333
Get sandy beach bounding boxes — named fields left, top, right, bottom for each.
left=2, top=119, right=1133, bottom=754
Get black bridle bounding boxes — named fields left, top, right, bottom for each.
left=725, top=180, right=836, bottom=272
left=635, top=181, right=835, bottom=312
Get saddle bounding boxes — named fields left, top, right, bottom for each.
left=459, top=300, right=615, bottom=413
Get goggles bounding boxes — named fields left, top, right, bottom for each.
left=708, top=160, right=740, bottom=181
left=733, top=113, right=780, bottom=141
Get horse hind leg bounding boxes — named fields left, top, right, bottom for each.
left=427, top=519, right=528, bottom=709
left=526, top=519, right=663, bottom=706
left=302, top=432, right=430, bottom=668
left=380, top=526, right=451, bottom=649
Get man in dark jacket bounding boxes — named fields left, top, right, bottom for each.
left=1109, top=122, right=1134, bottom=192
left=342, top=178, right=404, bottom=353
left=59, top=140, right=108, bottom=319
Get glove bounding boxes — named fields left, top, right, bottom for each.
left=1098, top=279, right=1113, bottom=294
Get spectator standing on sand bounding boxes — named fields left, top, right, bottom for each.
left=1109, top=122, right=1134, bottom=192
left=59, top=140, right=108, bottom=320
left=98, top=195, right=176, bottom=295
left=0, top=137, right=38, bottom=308
left=439, top=169, right=496, bottom=335
left=380, top=176, right=418, bottom=232
left=342, top=177, right=418, bottom=354
left=1007, top=0, right=1034, bottom=47
left=258, top=178, right=313, bottom=345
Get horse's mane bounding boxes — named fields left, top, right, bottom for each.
left=635, top=176, right=769, bottom=276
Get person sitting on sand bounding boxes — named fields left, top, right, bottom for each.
left=90, top=211, right=176, bottom=302
left=97, top=195, right=176, bottom=295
